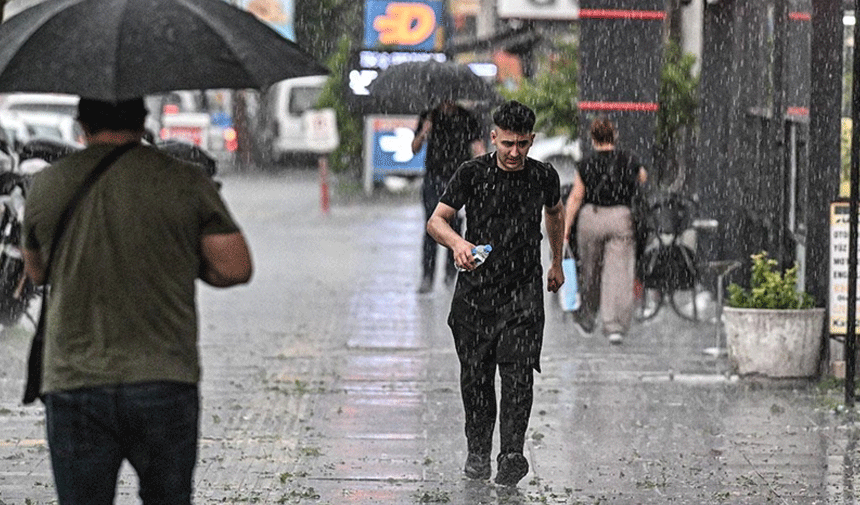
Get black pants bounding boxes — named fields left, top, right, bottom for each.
left=422, top=176, right=460, bottom=281
left=452, top=319, right=534, bottom=456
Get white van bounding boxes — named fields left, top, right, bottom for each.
left=266, top=75, right=327, bottom=161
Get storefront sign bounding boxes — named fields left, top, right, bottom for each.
left=363, top=115, right=425, bottom=193
left=497, top=0, right=579, bottom=19
left=242, top=0, right=295, bottom=41
left=349, top=50, right=446, bottom=96
left=363, top=1, right=445, bottom=51
left=830, top=201, right=860, bottom=334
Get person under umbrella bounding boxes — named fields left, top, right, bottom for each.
left=0, top=0, right=323, bottom=501
left=22, top=98, right=252, bottom=504
left=412, top=99, right=486, bottom=293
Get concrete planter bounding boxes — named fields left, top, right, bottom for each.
left=723, top=307, right=825, bottom=378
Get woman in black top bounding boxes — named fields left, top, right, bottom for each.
left=564, top=117, right=647, bottom=344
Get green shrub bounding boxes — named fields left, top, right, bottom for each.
left=316, top=36, right=363, bottom=176
left=727, top=251, right=815, bottom=309
left=501, top=40, right=579, bottom=139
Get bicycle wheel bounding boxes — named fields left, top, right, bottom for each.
left=635, top=286, right=663, bottom=321
left=669, top=285, right=705, bottom=322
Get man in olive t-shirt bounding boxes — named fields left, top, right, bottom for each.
left=22, top=98, right=252, bottom=505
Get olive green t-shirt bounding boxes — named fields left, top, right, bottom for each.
left=23, top=143, right=240, bottom=394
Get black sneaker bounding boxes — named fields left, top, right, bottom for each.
left=494, top=453, right=528, bottom=486
left=464, top=452, right=491, bottom=480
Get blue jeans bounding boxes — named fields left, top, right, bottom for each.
left=44, top=381, right=199, bottom=505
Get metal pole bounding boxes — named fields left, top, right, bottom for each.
left=773, top=0, right=787, bottom=266
left=703, top=258, right=738, bottom=359
left=809, top=0, right=844, bottom=308
left=846, top=0, right=860, bottom=407
left=319, top=156, right=330, bottom=215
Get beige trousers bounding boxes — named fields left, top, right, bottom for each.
left=576, top=204, right=635, bottom=336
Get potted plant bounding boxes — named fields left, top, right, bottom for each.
left=724, top=251, right=825, bottom=378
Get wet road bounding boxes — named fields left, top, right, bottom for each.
left=0, top=169, right=856, bottom=504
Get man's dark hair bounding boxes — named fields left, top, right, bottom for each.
left=77, top=98, right=147, bottom=134
left=492, top=100, right=535, bottom=134
left=590, top=116, right=616, bottom=144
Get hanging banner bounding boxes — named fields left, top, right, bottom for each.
left=242, top=0, right=295, bottom=41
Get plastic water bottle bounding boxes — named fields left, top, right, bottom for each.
left=457, top=244, right=492, bottom=271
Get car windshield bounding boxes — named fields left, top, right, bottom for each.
left=288, top=86, right=322, bottom=114
left=26, top=124, right=63, bottom=141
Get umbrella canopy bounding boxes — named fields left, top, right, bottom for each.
left=368, top=60, right=500, bottom=114
left=0, top=0, right=328, bottom=101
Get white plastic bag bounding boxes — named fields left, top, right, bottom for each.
left=559, top=243, right=579, bottom=311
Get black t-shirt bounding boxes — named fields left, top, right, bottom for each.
left=577, top=150, right=641, bottom=207
left=440, top=153, right=560, bottom=367
left=415, top=106, right=483, bottom=180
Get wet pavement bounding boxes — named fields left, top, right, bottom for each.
left=0, top=169, right=857, bottom=504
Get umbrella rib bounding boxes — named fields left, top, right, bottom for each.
left=111, top=0, right=132, bottom=100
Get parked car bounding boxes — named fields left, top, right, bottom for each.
left=0, top=110, right=85, bottom=147
left=0, top=93, right=79, bottom=117
left=528, top=134, right=582, bottom=187
left=0, top=128, right=14, bottom=173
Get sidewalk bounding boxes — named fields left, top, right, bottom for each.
left=0, top=169, right=854, bottom=504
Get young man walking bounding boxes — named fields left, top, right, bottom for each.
left=426, top=100, right=565, bottom=486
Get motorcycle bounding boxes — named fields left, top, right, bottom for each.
left=0, top=173, right=36, bottom=326
left=0, top=136, right=219, bottom=328
left=0, top=138, right=78, bottom=327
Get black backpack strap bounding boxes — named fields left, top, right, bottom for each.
left=22, top=141, right=136, bottom=405
left=44, top=142, right=137, bottom=277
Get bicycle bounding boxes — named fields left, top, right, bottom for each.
left=635, top=192, right=716, bottom=322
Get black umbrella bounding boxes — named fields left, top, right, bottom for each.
left=368, top=60, right=500, bottom=114
left=0, top=0, right=328, bottom=101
